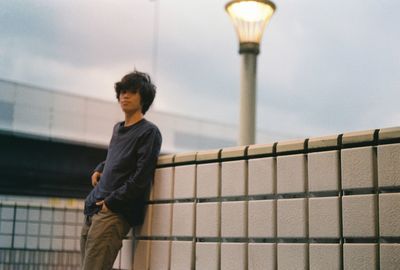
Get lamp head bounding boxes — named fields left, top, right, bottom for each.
left=225, top=0, right=276, bottom=54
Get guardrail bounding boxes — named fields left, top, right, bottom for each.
left=0, top=199, right=133, bottom=269
left=0, top=202, right=83, bottom=268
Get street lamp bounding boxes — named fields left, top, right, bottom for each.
left=225, top=0, right=276, bottom=146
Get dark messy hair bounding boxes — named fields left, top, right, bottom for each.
left=114, top=70, right=156, bottom=115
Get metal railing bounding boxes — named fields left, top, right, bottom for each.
left=0, top=201, right=82, bottom=269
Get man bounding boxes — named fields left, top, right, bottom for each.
left=80, top=70, right=162, bottom=270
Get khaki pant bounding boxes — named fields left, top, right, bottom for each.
left=80, top=210, right=130, bottom=270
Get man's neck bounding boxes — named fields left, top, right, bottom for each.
left=124, top=111, right=144, bottom=127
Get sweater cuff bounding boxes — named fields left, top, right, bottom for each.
left=104, top=196, right=123, bottom=213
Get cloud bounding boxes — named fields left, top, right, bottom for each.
left=254, top=0, right=400, bottom=136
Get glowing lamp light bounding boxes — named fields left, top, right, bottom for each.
left=226, top=0, right=276, bottom=54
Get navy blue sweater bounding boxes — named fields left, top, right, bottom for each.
left=84, top=118, right=162, bottom=226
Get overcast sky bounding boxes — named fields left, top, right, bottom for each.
left=0, top=0, right=399, bottom=143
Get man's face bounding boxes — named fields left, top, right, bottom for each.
left=119, top=89, right=142, bottom=114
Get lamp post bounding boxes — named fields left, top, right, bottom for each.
left=225, top=0, right=276, bottom=146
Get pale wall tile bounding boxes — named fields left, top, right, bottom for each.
left=341, top=147, right=376, bottom=189
left=277, top=198, right=307, bottom=238
left=151, top=203, right=172, bottom=237
left=308, top=150, right=340, bottom=192
left=248, top=157, right=275, bottom=196
left=172, top=202, right=195, bottom=237
left=133, top=240, right=150, bottom=270
left=149, top=240, right=170, bottom=270
left=380, top=243, right=400, bottom=270
left=277, top=154, right=306, bottom=194
left=248, top=200, right=276, bottom=238
left=221, top=201, right=247, bottom=238
left=378, top=143, right=400, bottom=188
left=170, top=241, right=194, bottom=270
left=196, top=202, right=220, bottom=238
left=248, top=243, right=276, bottom=270
left=174, top=165, right=196, bottom=199
left=344, top=244, right=377, bottom=270
left=153, top=167, right=174, bottom=200
left=309, top=197, right=340, bottom=238
left=195, top=242, right=219, bottom=270
left=309, top=244, right=341, bottom=270
left=120, top=239, right=133, bottom=270
left=379, top=193, right=400, bottom=237
left=277, top=244, right=308, bottom=270
left=221, top=160, right=247, bottom=197
left=197, top=163, right=219, bottom=198
left=221, top=243, right=247, bottom=270
left=343, top=195, right=378, bottom=238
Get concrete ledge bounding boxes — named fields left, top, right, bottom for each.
left=308, top=134, right=338, bottom=149
left=196, top=148, right=220, bottom=162
left=276, top=139, right=305, bottom=153
left=247, top=143, right=274, bottom=156
left=221, top=146, right=246, bottom=159
left=379, top=126, right=400, bottom=141
left=342, top=129, right=375, bottom=145
left=174, top=151, right=197, bottom=163
left=157, top=154, right=175, bottom=166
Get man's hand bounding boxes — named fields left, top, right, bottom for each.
left=96, top=200, right=109, bottom=212
left=91, top=171, right=102, bottom=187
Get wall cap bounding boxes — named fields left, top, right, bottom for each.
left=308, top=134, right=338, bottom=149
left=379, top=126, right=400, bottom=141
left=276, top=139, right=305, bottom=153
left=221, top=145, right=247, bottom=159
left=247, top=143, right=274, bottom=156
left=157, top=154, right=175, bottom=165
left=174, top=152, right=197, bottom=163
left=342, top=129, right=375, bottom=144
left=196, top=149, right=220, bottom=161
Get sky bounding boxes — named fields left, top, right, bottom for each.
left=0, top=0, right=399, bottom=143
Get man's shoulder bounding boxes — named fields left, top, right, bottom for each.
left=113, top=121, right=122, bottom=129
left=142, top=119, right=161, bottom=135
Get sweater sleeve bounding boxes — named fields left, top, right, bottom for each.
left=104, top=127, right=162, bottom=210
left=93, top=161, right=106, bottom=173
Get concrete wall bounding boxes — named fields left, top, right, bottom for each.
left=128, top=126, right=400, bottom=270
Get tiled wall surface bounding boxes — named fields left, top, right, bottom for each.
left=132, top=127, right=400, bottom=270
